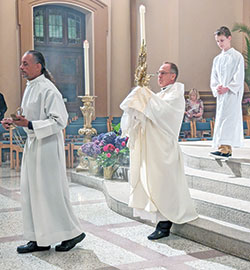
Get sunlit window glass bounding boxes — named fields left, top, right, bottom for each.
left=68, top=13, right=81, bottom=44
left=34, top=10, right=44, bottom=42
left=48, top=9, right=63, bottom=43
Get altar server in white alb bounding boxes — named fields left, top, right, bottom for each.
left=120, top=62, right=198, bottom=240
left=1, top=50, right=85, bottom=253
left=210, top=26, right=244, bottom=158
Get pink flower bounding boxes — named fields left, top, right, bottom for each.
left=106, top=153, right=111, bottom=158
left=108, top=144, right=115, bottom=151
left=121, top=141, right=126, bottom=146
left=115, top=148, right=120, bottom=153
left=243, top=98, right=250, bottom=104
left=103, top=145, right=108, bottom=152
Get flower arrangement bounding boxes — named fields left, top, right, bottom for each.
left=242, top=98, right=250, bottom=115
left=80, top=123, right=129, bottom=180
left=80, top=141, right=101, bottom=158
left=242, top=98, right=250, bottom=105
left=92, top=131, right=129, bottom=168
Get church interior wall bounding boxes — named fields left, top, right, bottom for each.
left=134, top=0, right=244, bottom=92
left=0, top=0, right=249, bottom=119
left=110, top=0, right=131, bottom=117
left=0, top=0, right=21, bottom=118
left=178, top=0, right=244, bottom=91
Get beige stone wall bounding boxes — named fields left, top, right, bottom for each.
left=0, top=0, right=249, bottom=118
left=132, top=0, right=180, bottom=92
left=244, top=0, right=250, bottom=25
left=135, top=0, right=245, bottom=93
left=0, top=0, right=21, bottom=117
left=110, top=0, right=131, bottom=116
left=179, top=0, right=244, bottom=91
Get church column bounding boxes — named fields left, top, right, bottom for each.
left=110, top=0, right=131, bottom=116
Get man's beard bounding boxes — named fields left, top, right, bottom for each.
left=21, top=72, right=28, bottom=79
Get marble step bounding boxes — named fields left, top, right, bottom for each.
left=172, top=215, right=250, bottom=261
left=71, top=171, right=250, bottom=229
left=191, top=189, right=250, bottom=229
left=181, top=144, right=250, bottom=178
left=103, top=178, right=250, bottom=261
left=106, top=183, right=250, bottom=261
left=185, top=167, right=250, bottom=201
left=71, top=171, right=250, bottom=260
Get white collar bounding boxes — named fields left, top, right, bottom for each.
left=160, top=83, right=174, bottom=92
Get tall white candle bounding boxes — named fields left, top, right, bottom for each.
left=83, top=40, right=90, bottom=96
left=139, top=5, right=146, bottom=46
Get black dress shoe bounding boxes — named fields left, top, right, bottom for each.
left=55, top=232, right=86, bottom=252
left=17, top=241, right=51, bottom=254
left=210, top=151, right=232, bottom=159
left=147, top=229, right=170, bottom=240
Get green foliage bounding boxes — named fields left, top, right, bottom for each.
left=97, top=151, right=119, bottom=168
left=112, top=122, right=120, bottom=134
left=232, top=23, right=250, bottom=87
left=232, top=23, right=250, bottom=38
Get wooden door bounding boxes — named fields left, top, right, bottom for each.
left=34, top=5, right=85, bottom=117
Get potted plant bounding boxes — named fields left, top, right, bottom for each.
left=232, top=23, right=250, bottom=89
left=80, top=141, right=102, bottom=175
left=242, top=97, right=250, bottom=115
left=91, top=131, right=129, bottom=179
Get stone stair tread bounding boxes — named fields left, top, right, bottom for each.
left=71, top=171, right=250, bottom=260
left=105, top=180, right=129, bottom=204
left=190, top=188, right=250, bottom=212
left=180, top=141, right=250, bottom=162
left=105, top=179, right=250, bottom=213
left=174, top=214, right=250, bottom=246
left=197, top=215, right=250, bottom=233
left=105, top=180, right=250, bottom=245
left=185, top=166, right=250, bottom=187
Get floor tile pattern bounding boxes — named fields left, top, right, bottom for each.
left=0, top=166, right=250, bottom=270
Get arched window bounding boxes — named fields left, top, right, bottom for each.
left=33, top=5, right=86, bottom=116
left=34, top=5, right=84, bottom=46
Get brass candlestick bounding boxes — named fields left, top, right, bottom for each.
left=75, top=95, right=97, bottom=172
left=134, top=41, right=152, bottom=87
left=78, top=95, right=97, bottom=142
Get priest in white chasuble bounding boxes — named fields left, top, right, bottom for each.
left=2, top=50, right=85, bottom=253
left=210, top=26, right=244, bottom=159
left=120, top=62, right=198, bottom=240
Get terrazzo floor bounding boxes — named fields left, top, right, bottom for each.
left=1, top=166, right=250, bottom=270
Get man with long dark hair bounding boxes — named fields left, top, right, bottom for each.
left=2, top=50, right=85, bottom=253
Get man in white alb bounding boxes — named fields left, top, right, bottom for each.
left=2, top=50, right=85, bottom=253
left=120, top=62, right=198, bottom=240
left=210, top=26, right=244, bottom=158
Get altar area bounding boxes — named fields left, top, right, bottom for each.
left=70, top=139, right=250, bottom=261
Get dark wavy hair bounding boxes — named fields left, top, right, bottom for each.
left=214, top=26, right=231, bottom=38
left=25, top=50, right=55, bottom=84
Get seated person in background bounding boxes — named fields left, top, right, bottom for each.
left=0, top=92, right=7, bottom=121
left=184, top=88, right=204, bottom=122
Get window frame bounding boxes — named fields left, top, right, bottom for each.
left=33, top=5, right=85, bottom=48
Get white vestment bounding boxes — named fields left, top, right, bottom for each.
left=210, top=48, right=244, bottom=148
left=120, top=83, right=198, bottom=224
left=20, top=74, right=82, bottom=246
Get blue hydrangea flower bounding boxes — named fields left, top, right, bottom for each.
left=102, top=132, right=117, bottom=145
left=81, top=142, right=101, bottom=158
left=114, top=136, right=127, bottom=150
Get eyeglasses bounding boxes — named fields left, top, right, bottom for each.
left=156, top=71, right=172, bottom=76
